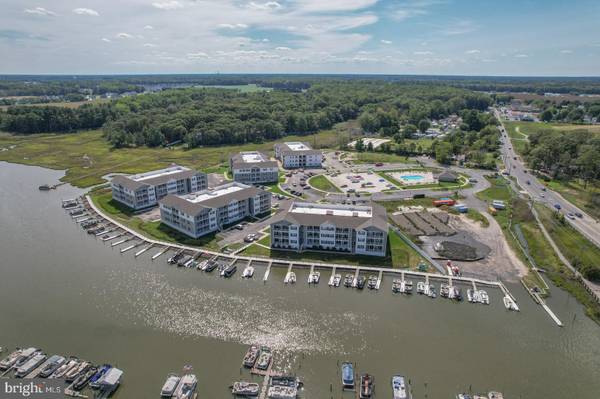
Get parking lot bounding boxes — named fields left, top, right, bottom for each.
left=327, top=171, right=397, bottom=193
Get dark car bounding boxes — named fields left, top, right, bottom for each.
left=575, top=212, right=583, bottom=218
left=554, top=204, right=562, bottom=210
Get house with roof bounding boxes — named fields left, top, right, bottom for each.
left=229, top=151, right=279, bottom=184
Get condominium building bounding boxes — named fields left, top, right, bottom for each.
left=229, top=151, right=279, bottom=184
left=270, top=202, right=388, bottom=256
left=274, top=142, right=322, bottom=169
left=110, top=165, right=208, bottom=210
left=159, top=182, right=271, bottom=238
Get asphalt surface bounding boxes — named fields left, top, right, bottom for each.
left=495, top=109, right=600, bottom=248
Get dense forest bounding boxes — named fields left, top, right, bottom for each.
left=0, top=81, right=494, bottom=150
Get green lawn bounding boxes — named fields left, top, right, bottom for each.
left=240, top=229, right=424, bottom=269
left=545, top=179, right=600, bottom=220
left=349, top=151, right=415, bottom=164
left=308, top=175, right=341, bottom=193
left=0, top=129, right=341, bottom=188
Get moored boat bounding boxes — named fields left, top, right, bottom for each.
left=38, top=355, right=66, bottom=378
left=242, top=265, right=255, bottom=278
left=284, top=271, right=296, bottom=284
left=174, top=374, right=197, bottom=399
left=488, top=391, right=504, bottom=399
left=50, top=357, right=78, bottom=379
left=308, top=271, right=320, bottom=284
left=367, top=275, right=378, bottom=289
left=392, top=279, right=402, bottom=293
left=231, top=381, right=260, bottom=397
left=467, top=288, right=474, bottom=302
left=391, top=375, right=410, bottom=399
left=89, top=364, right=112, bottom=388
left=15, top=353, right=47, bottom=378
left=359, top=373, right=374, bottom=398
left=243, top=345, right=260, bottom=368
left=95, top=368, right=123, bottom=399
left=356, top=276, right=366, bottom=290
left=405, top=280, right=413, bottom=294
left=330, top=274, right=341, bottom=287
left=341, top=362, right=354, bottom=390
left=344, top=274, right=354, bottom=287
left=503, top=296, right=519, bottom=311
left=416, top=282, right=425, bottom=294
left=256, top=347, right=272, bottom=370
left=65, top=361, right=91, bottom=382
left=222, top=264, right=237, bottom=278
left=0, top=348, right=23, bottom=370
left=72, top=365, right=98, bottom=391
left=161, top=373, right=181, bottom=398
left=478, top=290, right=490, bottom=305
left=14, top=347, right=38, bottom=368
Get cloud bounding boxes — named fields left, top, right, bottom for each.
left=152, top=1, right=183, bottom=10
left=560, top=49, right=573, bottom=54
left=24, top=7, right=57, bottom=16
left=144, top=25, right=154, bottom=30
left=0, top=29, right=48, bottom=41
left=218, top=23, right=248, bottom=29
left=380, top=39, right=392, bottom=44
left=515, top=54, right=529, bottom=58
left=248, top=1, right=282, bottom=10
left=116, top=33, right=134, bottom=39
left=391, top=0, right=447, bottom=21
left=275, top=46, right=291, bottom=51
left=296, top=0, right=378, bottom=12
left=187, top=51, right=208, bottom=59
left=414, top=50, right=434, bottom=55
left=465, top=49, right=480, bottom=54
left=72, top=8, right=100, bottom=16
left=143, top=43, right=157, bottom=47
left=101, top=38, right=111, bottom=43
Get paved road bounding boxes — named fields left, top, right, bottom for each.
left=494, top=109, right=600, bottom=248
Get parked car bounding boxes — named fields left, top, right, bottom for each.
left=234, top=224, right=244, bottom=230
left=375, top=162, right=384, bottom=167
left=554, top=204, right=562, bottom=210
left=541, top=187, right=547, bottom=191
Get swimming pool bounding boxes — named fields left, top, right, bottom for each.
left=400, top=175, right=425, bottom=181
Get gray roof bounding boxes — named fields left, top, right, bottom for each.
left=437, top=170, right=458, bottom=181
left=111, top=175, right=149, bottom=191
left=230, top=151, right=278, bottom=169
left=111, top=168, right=204, bottom=191
left=160, top=183, right=268, bottom=216
left=274, top=142, right=321, bottom=156
left=271, top=201, right=388, bottom=232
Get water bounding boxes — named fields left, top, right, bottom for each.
left=1, top=161, right=600, bottom=398
left=399, top=175, right=425, bottom=181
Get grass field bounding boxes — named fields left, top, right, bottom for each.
left=308, top=175, right=341, bottom=193
left=0, top=98, right=110, bottom=111
left=545, top=179, right=600, bottom=220
left=240, top=229, right=424, bottom=269
left=0, top=129, right=341, bottom=188
left=504, top=121, right=600, bottom=155
left=350, top=152, right=415, bottom=164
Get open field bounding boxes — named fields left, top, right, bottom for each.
left=0, top=98, right=110, bottom=111
left=307, top=174, right=341, bottom=193
left=347, top=151, right=414, bottom=164
left=504, top=121, right=600, bottom=155
left=545, top=179, right=600, bottom=220
left=0, top=129, right=341, bottom=188
left=240, top=229, right=424, bottom=269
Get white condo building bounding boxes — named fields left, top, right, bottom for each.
left=159, top=182, right=271, bottom=238
left=229, top=151, right=279, bottom=184
left=274, top=142, right=322, bottom=169
left=270, top=202, right=388, bottom=257
left=110, top=165, right=208, bottom=210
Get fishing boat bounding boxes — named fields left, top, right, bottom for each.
left=89, top=364, right=112, bottom=388
left=38, top=355, right=66, bottom=378
left=308, top=271, right=320, bottom=284
left=284, top=271, right=296, bottom=284
left=256, top=347, right=272, bottom=370
left=356, top=276, right=366, bottom=290
left=50, top=357, right=78, bottom=379
left=243, top=345, right=260, bottom=368
left=0, top=348, right=23, bottom=370
left=222, top=264, right=237, bottom=278
left=65, top=361, right=91, bottom=382
left=367, top=275, right=378, bottom=290
left=95, top=368, right=123, bottom=399
left=503, top=296, right=519, bottom=311
left=242, top=265, right=255, bottom=278
left=359, top=374, right=374, bottom=398
left=344, top=274, right=354, bottom=287
left=161, top=373, right=181, bottom=398
left=391, top=375, right=410, bottom=399
left=441, top=284, right=450, bottom=298
left=330, top=274, right=341, bottom=287
left=15, top=353, right=47, bottom=378
left=174, top=374, right=197, bottom=399
left=341, top=362, right=355, bottom=390
left=467, top=288, right=475, bottom=302
left=13, top=347, right=38, bottom=368
left=231, top=381, right=260, bottom=397
left=478, top=290, right=490, bottom=305
left=405, top=280, right=413, bottom=294
left=392, top=279, right=402, bottom=293
left=72, top=365, right=98, bottom=391
left=204, top=260, right=218, bottom=272
left=416, top=281, right=425, bottom=294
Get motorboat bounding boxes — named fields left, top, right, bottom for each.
left=330, top=274, right=341, bottom=287
left=356, top=276, right=366, bottom=290
left=15, top=353, right=47, bottom=378
left=174, top=374, right=197, bottom=399
left=72, top=365, right=98, bottom=391
left=243, top=345, right=260, bottom=368
left=392, top=279, right=402, bottom=293
left=416, top=282, right=425, bottom=294
left=452, top=286, right=463, bottom=301
left=441, top=284, right=450, bottom=298
left=95, top=368, right=123, bottom=399
left=308, top=271, right=320, bottom=284
left=242, top=265, right=255, bottom=278
left=204, top=260, right=218, bottom=272
left=50, top=358, right=78, bottom=379
left=367, top=275, right=378, bottom=290
left=231, top=381, right=260, bottom=397
left=341, top=362, right=354, bottom=390
left=344, top=274, right=354, bottom=287
left=222, top=264, right=237, bottom=278
left=391, top=375, right=410, bottom=399
left=0, top=348, right=23, bottom=370
left=256, top=347, right=272, bottom=370
left=161, top=373, right=181, bottom=398
left=89, top=364, right=112, bottom=388
left=284, top=271, right=296, bottom=284
left=359, top=374, right=374, bottom=398
left=14, top=347, right=38, bottom=368
left=38, top=355, right=66, bottom=378
left=268, top=376, right=300, bottom=399
left=65, top=361, right=91, bottom=382
left=488, top=392, right=504, bottom=399
left=467, top=288, right=475, bottom=302
left=405, top=280, right=413, bottom=294
left=478, top=290, right=490, bottom=305
left=503, top=296, right=519, bottom=311
left=428, top=285, right=437, bottom=298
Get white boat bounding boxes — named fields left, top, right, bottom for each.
left=231, top=381, right=260, bottom=397
left=242, top=266, right=255, bottom=278
left=284, top=271, right=296, bottom=284
left=503, top=295, right=519, bottom=311
left=416, top=281, right=425, bottom=294
left=174, top=374, right=197, bottom=399
left=0, top=348, right=22, bottom=370
left=329, top=274, right=342, bottom=287
left=13, top=347, right=38, bottom=369
left=467, top=288, right=475, bottom=303
left=308, top=271, right=320, bottom=284
left=404, top=280, right=413, bottom=294
left=50, top=358, right=78, bottom=379
left=15, top=353, right=46, bottom=378
left=161, top=373, right=181, bottom=398
left=488, top=391, right=504, bottom=399
left=478, top=290, right=490, bottom=305
left=391, top=375, right=410, bottom=399
left=427, top=285, right=437, bottom=299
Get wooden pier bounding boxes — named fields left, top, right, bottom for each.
left=135, top=244, right=154, bottom=258
left=152, top=247, right=169, bottom=260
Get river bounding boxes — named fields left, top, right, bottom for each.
left=1, top=162, right=599, bottom=398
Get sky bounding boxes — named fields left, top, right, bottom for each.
left=2, top=0, right=600, bottom=76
